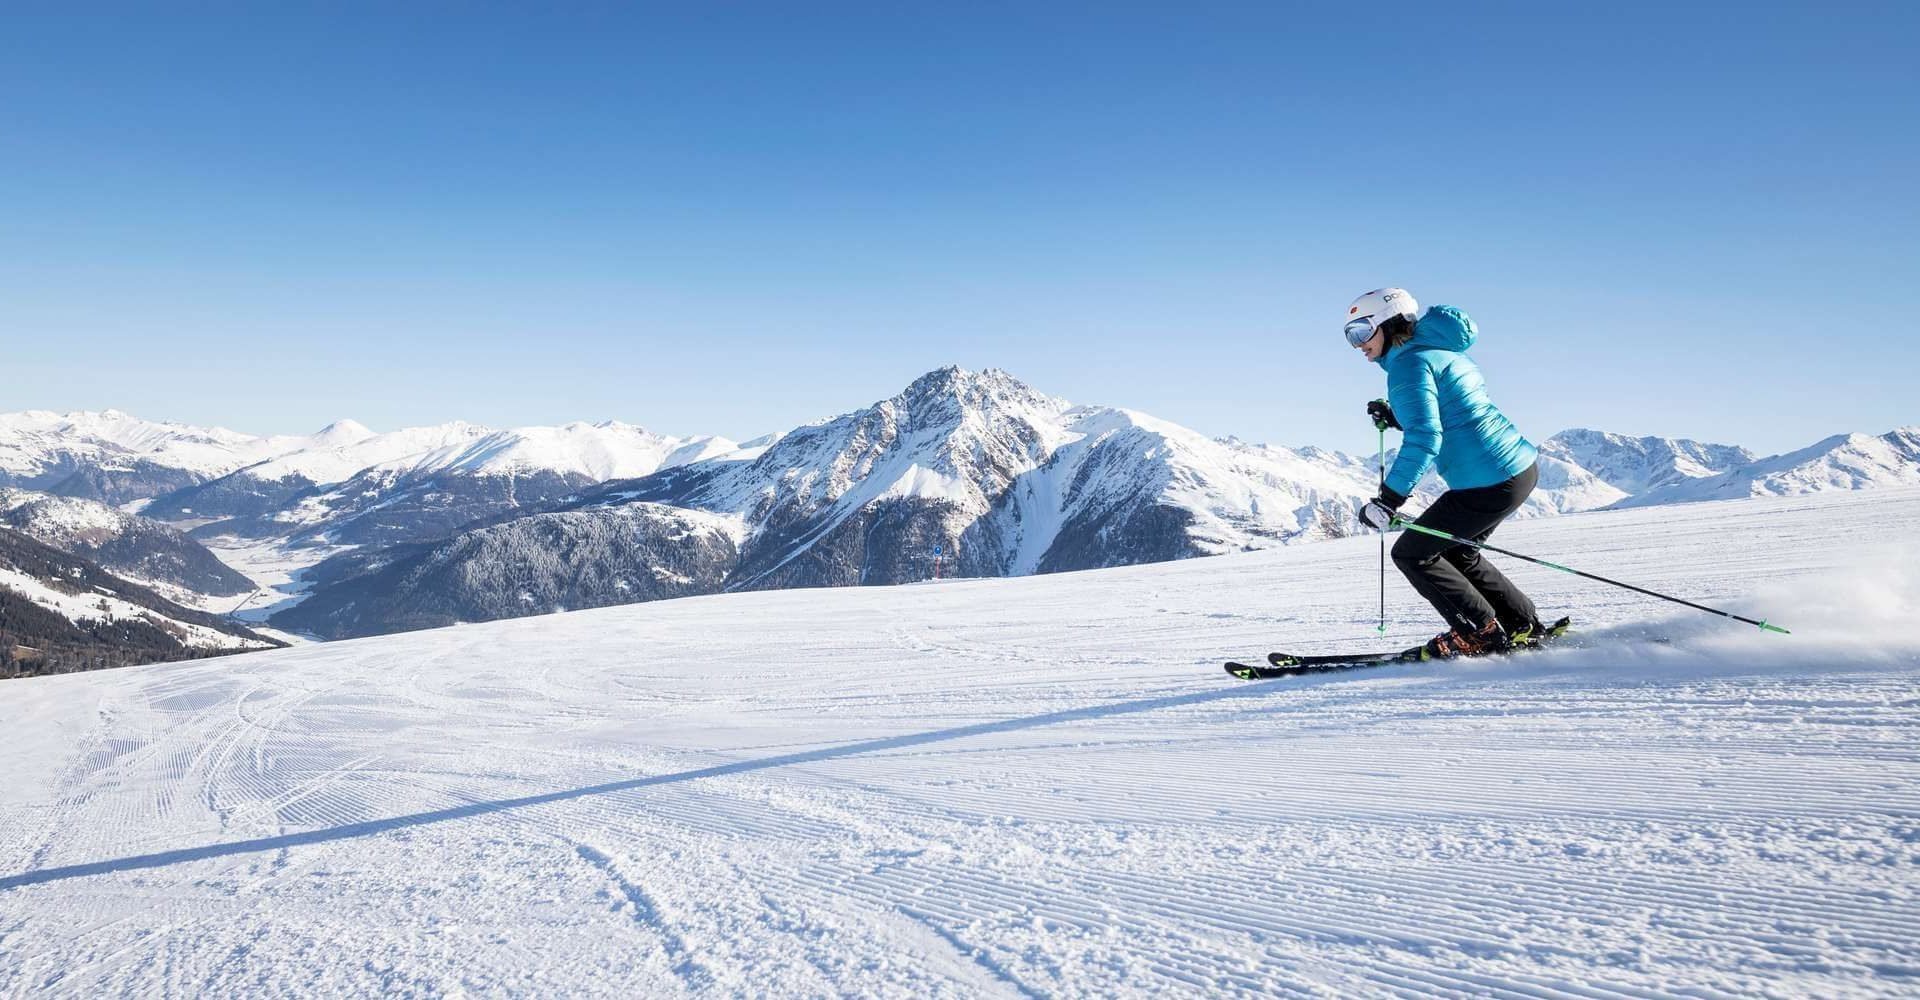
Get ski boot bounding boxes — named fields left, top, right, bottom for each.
left=1419, top=619, right=1510, bottom=661
left=1505, top=616, right=1573, bottom=650
left=1505, top=618, right=1551, bottom=648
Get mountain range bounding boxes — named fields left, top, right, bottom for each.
left=264, top=368, right=1918, bottom=639
left=1, top=369, right=1913, bottom=653
left=138, top=419, right=740, bottom=549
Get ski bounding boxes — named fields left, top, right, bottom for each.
left=1225, top=616, right=1571, bottom=681
left=1225, top=651, right=1416, bottom=680
left=1268, top=648, right=1411, bottom=668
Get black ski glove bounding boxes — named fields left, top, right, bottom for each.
left=1367, top=399, right=1400, bottom=431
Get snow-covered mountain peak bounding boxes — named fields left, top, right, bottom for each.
left=366, top=423, right=740, bottom=482
left=0, top=409, right=248, bottom=453
left=0, top=410, right=308, bottom=498
left=643, top=369, right=1086, bottom=578
left=236, top=421, right=495, bottom=485
left=889, top=366, right=1071, bottom=427
left=1547, top=426, right=1745, bottom=455
left=310, top=419, right=376, bottom=446
left=851, top=369, right=1073, bottom=489
left=897, top=364, right=991, bottom=399
left=1540, top=428, right=1754, bottom=495
left=1614, top=425, right=1920, bottom=508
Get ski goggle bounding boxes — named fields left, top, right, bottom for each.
left=1344, top=316, right=1381, bottom=348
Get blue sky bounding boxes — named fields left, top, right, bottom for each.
left=3, top=3, right=1913, bottom=456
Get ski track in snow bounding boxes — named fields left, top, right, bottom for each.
left=2, top=488, right=1918, bottom=998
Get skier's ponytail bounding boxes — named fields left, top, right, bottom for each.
left=1378, top=314, right=1415, bottom=350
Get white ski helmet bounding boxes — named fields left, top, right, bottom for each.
left=1344, top=287, right=1417, bottom=347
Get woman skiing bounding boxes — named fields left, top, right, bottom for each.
left=1345, top=287, right=1549, bottom=659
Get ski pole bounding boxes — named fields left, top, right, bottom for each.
left=1391, top=517, right=1790, bottom=634
left=1375, top=423, right=1387, bottom=634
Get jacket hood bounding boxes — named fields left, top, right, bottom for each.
left=1376, top=305, right=1477, bottom=367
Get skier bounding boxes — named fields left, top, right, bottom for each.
left=1345, top=288, right=1549, bottom=659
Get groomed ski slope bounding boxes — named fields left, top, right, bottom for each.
left=3, top=489, right=1918, bottom=998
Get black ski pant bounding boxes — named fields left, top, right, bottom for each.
left=1391, top=461, right=1541, bottom=635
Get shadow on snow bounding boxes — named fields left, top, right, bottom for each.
left=2, top=678, right=1300, bottom=891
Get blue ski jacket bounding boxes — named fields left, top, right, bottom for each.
left=1376, top=305, right=1536, bottom=498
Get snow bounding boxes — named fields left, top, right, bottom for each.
left=0, top=410, right=353, bottom=479
left=0, top=488, right=130, bottom=541
left=877, top=463, right=977, bottom=504
left=237, top=421, right=490, bottom=485
left=232, top=420, right=741, bottom=489
left=0, top=409, right=736, bottom=499
left=1541, top=428, right=1755, bottom=497
left=2, top=487, right=1916, bottom=996
left=715, top=432, right=785, bottom=463
left=374, top=423, right=739, bottom=482
left=196, top=533, right=350, bottom=624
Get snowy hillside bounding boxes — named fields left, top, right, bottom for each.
left=4, top=488, right=1916, bottom=996
left=0, top=527, right=277, bottom=676
left=0, top=487, right=253, bottom=599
